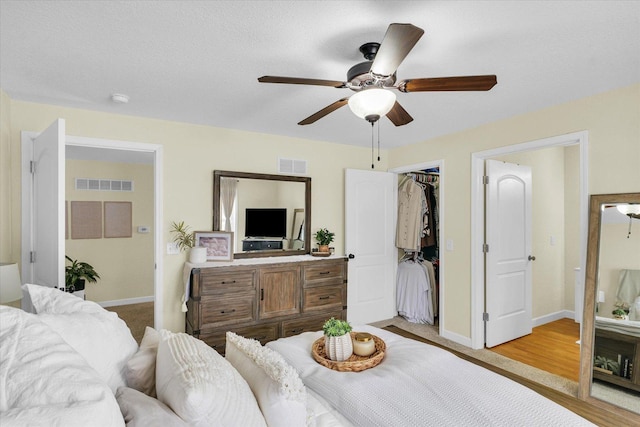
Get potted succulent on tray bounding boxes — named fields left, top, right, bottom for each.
left=170, top=221, right=206, bottom=263
left=65, top=255, right=100, bottom=294
left=314, top=228, right=335, bottom=254
left=323, top=317, right=353, bottom=361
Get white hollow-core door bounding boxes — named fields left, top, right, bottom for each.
left=485, top=159, right=533, bottom=348
left=345, top=169, right=396, bottom=324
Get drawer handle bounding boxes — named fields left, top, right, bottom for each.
left=261, top=289, right=264, bottom=301
left=221, top=280, right=236, bottom=284
left=319, top=271, right=331, bottom=275
left=291, top=328, right=303, bottom=333
left=220, top=309, right=236, bottom=314
left=253, top=335, right=267, bottom=341
left=319, top=296, right=331, bottom=300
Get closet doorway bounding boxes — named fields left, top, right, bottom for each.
left=390, top=160, right=445, bottom=337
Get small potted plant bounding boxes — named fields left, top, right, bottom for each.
left=170, top=221, right=206, bottom=263
left=65, top=255, right=100, bottom=293
left=323, top=317, right=353, bottom=361
left=612, top=308, right=629, bottom=320
left=314, top=228, right=335, bottom=253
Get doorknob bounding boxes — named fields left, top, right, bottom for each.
left=528, top=255, right=536, bottom=261
left=348, top=254, right=355, bottom=259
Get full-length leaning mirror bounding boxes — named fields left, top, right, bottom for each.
left=579, top=192, right=640, bottom=421
left=213, top=170, right=311, bottom=259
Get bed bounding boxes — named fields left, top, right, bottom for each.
left=1, top=284, right=595, bottom=426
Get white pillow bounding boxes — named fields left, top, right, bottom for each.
left=23, top=283, right=106, bottom=314
left=126, top=326, right=160, bottom=397
left=155, top=330, right=266, bottom=427
left=38, top=311, right=138, bottom=393
left=225, top=332, right=309, bottom=427
left=0, top=306, right=124, bottom=426
left=116, top=386, right=187, bottom=427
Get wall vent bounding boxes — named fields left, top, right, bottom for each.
left=278, top=158, right=307, bottom=175
left=75, top=178, right=134, bottom=192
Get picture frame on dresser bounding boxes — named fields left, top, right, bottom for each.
left=194, top=231, right=234, bottom=261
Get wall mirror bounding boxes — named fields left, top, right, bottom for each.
left=213, top=170, right=311, bottom=259
left=579, top=192, right=640, bottom=421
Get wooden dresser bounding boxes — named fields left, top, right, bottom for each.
left=186, top=256, right=348, bottom=354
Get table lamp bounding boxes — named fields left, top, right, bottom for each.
left=0, top=263, right=23, bottom=304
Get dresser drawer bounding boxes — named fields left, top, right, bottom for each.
left=282, top=311, right=343, bottom=337
left=199, top=322, right=279, bottom=355
left=303, top=285, right=345, bottom=312
left=201, top=296, right=255, bottom=327
left=303, top=261, right=345, bottom=286
left=199, top=270, right=256, bottom=296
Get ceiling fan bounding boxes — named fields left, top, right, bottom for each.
left=258, top=23, right=498, bottom=126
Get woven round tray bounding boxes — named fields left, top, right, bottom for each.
left=311, top=333, right=386, bottom=372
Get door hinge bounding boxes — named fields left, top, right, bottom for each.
left=30, top=251, right=36, bottom=263
left=483, top=312, right=489, bottom=321
left=482, top=175, right=489, bottom=185
left=482, top=243, right=489, bottom=253
left=30, top=160, right=36, bottom=174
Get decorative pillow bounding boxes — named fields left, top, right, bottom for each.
left=116, top=386, right=187, bottom=427
left=0, top=306, right=124, bottom=426
left=38, top=311, right=138, bottom=393
left=126, top=326, right=160, bottom=397
left=225, top=332, right=309, bottom=427
left=155, top=330, right=266, bottom=427
left=23, top=283, right=107, bottom=315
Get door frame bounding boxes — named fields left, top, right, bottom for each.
left=21, top=131, right=164, bottom=329
left=470, top=131, right=588, bottom=349
left=389, top=160, right=445, bottom=337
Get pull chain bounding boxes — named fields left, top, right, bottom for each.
left=371, top=120, right=375, bottom=169
left=377, top=121, right=381, bottom=162
left=627, top=215, right=633, bottom=238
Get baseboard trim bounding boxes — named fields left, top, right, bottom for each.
left=99, top=296, right=154, bottom=308
left=532, top=310, right=574, bottom=327
left=440, top=327, right=473, bottom=348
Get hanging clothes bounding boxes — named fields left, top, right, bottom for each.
left=396, top=175, right=425, bottom=251
left=396, top=257, right=434, bottom=325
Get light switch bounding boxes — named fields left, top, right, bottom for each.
left=446, top=239, right=454, bottom=251
left=167, top=242, right=180, bottom=255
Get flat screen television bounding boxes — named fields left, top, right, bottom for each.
left=245, top=208, right=287, bottom=238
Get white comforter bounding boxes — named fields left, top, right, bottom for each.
left=267, top=325, right=594, bottom=427
left=0, top=306, right=124, bottom=426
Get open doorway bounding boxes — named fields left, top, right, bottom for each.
left=471, top=131, right=588, bottom=379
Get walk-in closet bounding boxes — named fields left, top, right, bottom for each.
left=396, top=168, right=440, bottom=325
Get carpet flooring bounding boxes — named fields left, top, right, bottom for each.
left=106, top=301, right=154, bottom=344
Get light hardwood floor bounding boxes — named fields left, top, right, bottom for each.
left=488, top=318, right=581, bottom=382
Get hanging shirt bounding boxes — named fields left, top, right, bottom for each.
left=396, top=177, right=424, bottom=251
left=396, top=260, right=434, bottom=325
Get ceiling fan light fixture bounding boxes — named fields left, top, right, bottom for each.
left=617, top=204, right=640, bottom=216
left=348, top=88, right=396, bottom=122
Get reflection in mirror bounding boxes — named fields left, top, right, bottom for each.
left=213, top=171, right=311, bottom=259
left=580, top=193, right=640, bottom=422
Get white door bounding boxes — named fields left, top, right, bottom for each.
left=485, top=159, right=533, bottom=347
left=22, top=119, right=66, bottom=291
left=345, top=169, right=396, bottom=324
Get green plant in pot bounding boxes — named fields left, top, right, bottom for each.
left=65, top=255, right=100, bottom=293
left=314, top=228, right=335, bottom=253
left=323, top=317, right=353, bottom=361
left=170, top=221, right=207, bottom=263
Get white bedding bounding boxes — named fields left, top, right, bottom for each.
left=595, top=315, right=640, bottom=337
left=0, top=306, right=123, bottom=426
left=267, top=325, right=594, bottom=427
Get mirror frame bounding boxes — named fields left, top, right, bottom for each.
left=212, top=170, right=311, bottom=259
left=579, top=192, right=640, bottom=421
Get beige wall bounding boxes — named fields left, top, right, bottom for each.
left=65, top=159, right=154, bottom=302
left=1, top=90, right=13, bottom=263
left=3, top=95, right=385, bottom=331
left=389, top=83, right=640, bottom=338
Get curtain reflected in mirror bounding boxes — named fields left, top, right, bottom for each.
left=580, top=193, right=640, bottom=421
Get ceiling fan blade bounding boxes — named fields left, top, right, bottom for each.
left=298, top=98, right=349, bottom=125
left=398, top=75, right=497, bottom=92
left=258, top=76, right=346, bottom=88
left=370, top=23, right=425, bottom=77
left=386, top=101, right=413, bottom=126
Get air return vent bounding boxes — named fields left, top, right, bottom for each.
left=278, top=158, right=307, bottom=175
left=75, top=178, right=134, bottom=192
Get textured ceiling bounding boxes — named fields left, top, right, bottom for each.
left=1, top=1, right=639, bottom=149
